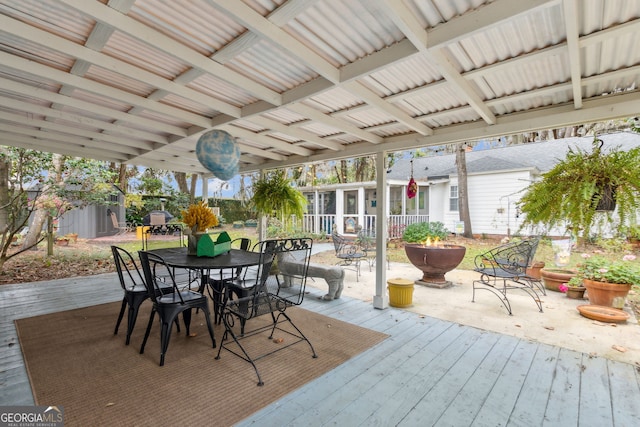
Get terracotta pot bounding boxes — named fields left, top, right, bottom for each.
left=55, top=239, right=69, bottom=247
left=526, top=261, right=545, bottom=279
left=583, top=279, right=631, bottom=309
left=404, top=243, right=466, bottom=285
left=540, top=268, right=577, bottom=292
left=565, top=286, right=586, bottom=300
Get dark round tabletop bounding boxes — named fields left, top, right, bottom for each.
left=148, top=247, right=261, bottom=270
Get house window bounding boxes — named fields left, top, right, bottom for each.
left=305, top=194, right=315, bottom=214
left=344, top=191, right=357, bottom=215
left=449, top=185, right=459, bottom=211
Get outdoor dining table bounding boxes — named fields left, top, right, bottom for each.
left=147, top=246, right=263, bottom=321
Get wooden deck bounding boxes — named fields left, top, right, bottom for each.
left=2, top=273, right=640, bottom=426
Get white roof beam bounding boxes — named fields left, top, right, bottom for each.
left=58, top=0, right=282, bottom=106
left=563, top=0, right=583, bottom=109
left=0, top=14, right=242, bottom=119
left=378, top=0, right=496, bottom=125
left=248, top=116, right=345, bottom=151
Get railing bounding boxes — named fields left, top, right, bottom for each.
left=388, top=215, right=429, bottom=239
left=301, top=214, right=429, bottom=239
left=302, top=214, right=336, bottom=236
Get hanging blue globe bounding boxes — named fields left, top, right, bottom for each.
left=195, top=130, right=240, bottom=180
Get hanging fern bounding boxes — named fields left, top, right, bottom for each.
left=250, top=169, right=307, bottom=219
left=517, top=136, right=640, bottom=240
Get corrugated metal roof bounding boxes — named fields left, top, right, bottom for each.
left=0, top=0, right=638, bottom=176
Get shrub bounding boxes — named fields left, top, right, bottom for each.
left=402, top=222, right=449, bottom=243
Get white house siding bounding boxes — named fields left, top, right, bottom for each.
left=445, top=170, right=534, bottom=237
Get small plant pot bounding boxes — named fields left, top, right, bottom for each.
left=540, top=268, right=577, bottom=292
left=55, top=238, right=69, bottom=247
left=566, top=286, right=586, bottom=300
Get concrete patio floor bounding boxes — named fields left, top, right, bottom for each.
left=311, top=260, right=640, bottom=367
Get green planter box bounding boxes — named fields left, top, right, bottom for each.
left=197, top=231, right=231, bottom=257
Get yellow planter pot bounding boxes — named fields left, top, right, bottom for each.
left=387, top=278, right=414, bottom=308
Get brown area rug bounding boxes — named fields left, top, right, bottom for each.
left=16, top=302, right=387, bottom=426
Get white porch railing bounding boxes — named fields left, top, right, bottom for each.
left=387, top=215, right=430, bottom=239
left=302, top=214, right=337, bottom=236
left=301, top=214, right=429, bottom=239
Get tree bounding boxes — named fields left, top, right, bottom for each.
left=0, top=147, right=121, bottom=269
left=455, top=143, right=473, bottom=238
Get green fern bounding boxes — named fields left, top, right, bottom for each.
left=518, top=137, right=640, bottom=240
left=250, top=169, right=307, bottom=220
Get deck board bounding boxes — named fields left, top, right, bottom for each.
left=2, top=273, right=640, bottom=426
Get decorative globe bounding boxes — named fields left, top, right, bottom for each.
left=195, top=130, right=240, bottom=180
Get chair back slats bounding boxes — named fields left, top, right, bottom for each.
left=474, top=237, right=541, bottom=276
left=110, top=211, right=120, bottom=229
left=111, top=246, right=144, bottom=291
left=273, top=238, right=313, bottom=306
left=138, top=251, right=185, bottom=304
left=227, top=238, right=312, bottom=319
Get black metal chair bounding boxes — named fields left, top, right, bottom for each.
left=216, top=238, right=317, bottom=386
left=138, top=250, right=216, bottom=366
left=207, top=237, right=252, bottom=324
left=356, top=227, right=390, bottom=271
left=331, top=228, right=365, bottom=281
left=111, top=245, right=178, bottom=345
left=472, top=236, right=544, bottom=315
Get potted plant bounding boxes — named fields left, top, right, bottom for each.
left=517, top=136, right=640, bottom=242
left=402, top=222, right=466, bottom=287
left=540, top=267, right=577, bottom=292
left=559, top=276, right=586, bottom=299
left=578, top=254, right=640, bottom=309
left=626, top=225, right=640, bottom=248
left=250, top=169, right=307, bottom=236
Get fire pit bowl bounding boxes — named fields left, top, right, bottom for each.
left=404, top=243, right=466, bottom=288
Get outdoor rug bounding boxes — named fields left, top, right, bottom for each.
left=16, top=301, right=388, bottom=426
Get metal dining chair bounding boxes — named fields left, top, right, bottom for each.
left=111, top=246, right=178, bottom=345
left=138, top=250, right=216, bottom=366
left=207, top=237, right=252, bottom=324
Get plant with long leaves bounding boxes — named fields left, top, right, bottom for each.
left=517, top=136, right=640, bottom=240
left=250, top=169, right=307, bottom=227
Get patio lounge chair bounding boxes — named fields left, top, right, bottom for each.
left=472, top=236, right=544, bottom=315
left=216, top=238, right=317, bottom=386
left=108, top=210, right=130, bottom=235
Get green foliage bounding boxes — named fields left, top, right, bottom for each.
left=625, top=224, right=640, bottom=240
left=517, top=136, right=640, bottom=240
left=402, top=221, right=449, bottom=243
left=209, top=198, right=253, bottom=223
left=250, top=169, right=307, bottom=219
left=578, top=255, right=640, bottom=286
